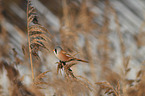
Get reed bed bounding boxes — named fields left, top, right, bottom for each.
left=0, top=0, right=145, bottom=96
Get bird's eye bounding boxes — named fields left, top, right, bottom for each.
left=55, top=49, right=57, bottom=54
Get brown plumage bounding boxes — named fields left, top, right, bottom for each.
left=53, top=46, right=88, bottom=63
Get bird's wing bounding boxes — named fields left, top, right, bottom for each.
left=61, top=50, right=73, bottom=58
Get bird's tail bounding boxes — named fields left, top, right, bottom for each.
left=75, top=58, right=88, bottom=63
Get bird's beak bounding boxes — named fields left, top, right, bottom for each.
left=53, top=49, right=55, bottom=51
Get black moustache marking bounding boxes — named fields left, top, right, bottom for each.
left=55, top=49, right=57, bottom=54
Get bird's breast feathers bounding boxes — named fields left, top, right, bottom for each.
left=57, top=51, right=72, bottom=61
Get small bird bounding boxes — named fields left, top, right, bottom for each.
left=53, top=46, right=88, bottom=63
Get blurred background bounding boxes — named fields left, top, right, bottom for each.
left=0, top=0, right=145, bottom=96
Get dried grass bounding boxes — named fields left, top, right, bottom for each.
left=0, top=0, right=145, bottom=96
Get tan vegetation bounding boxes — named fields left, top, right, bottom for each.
left=0, top=0, right=145, bottom=96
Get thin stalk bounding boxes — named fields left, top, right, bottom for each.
left=27, top=0, right=34, bottom=81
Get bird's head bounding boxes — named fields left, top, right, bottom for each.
left=53, top=46, right=62, bottom=55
